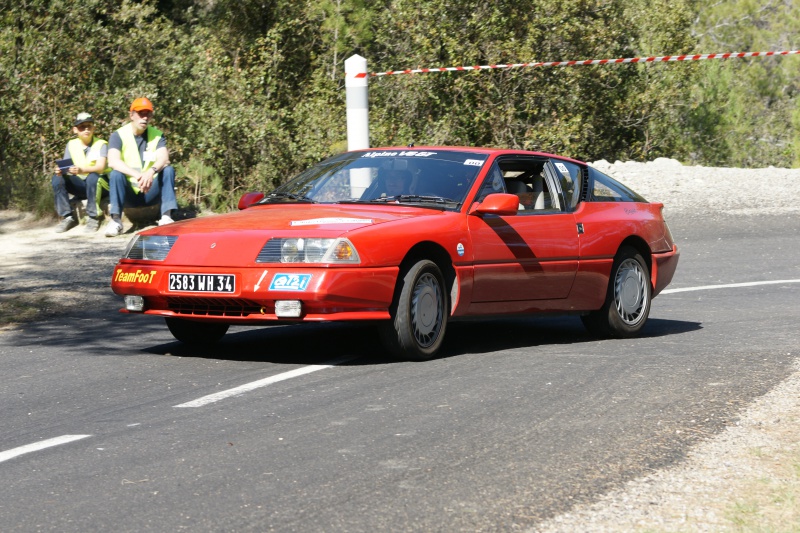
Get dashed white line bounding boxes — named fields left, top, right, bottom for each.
left=175, top=355, right=357, bottom=408
left=2, top=280, right=792, bottom=464
left=0, top=435, right=91, bottom=464
left=173, top=279, right=800, bottom=409
left=662, top=279, right=800, bottom=294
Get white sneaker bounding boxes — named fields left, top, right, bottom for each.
left=157, top=215, right=174, bottom=226
left=104, top=219, right=123, bottom=237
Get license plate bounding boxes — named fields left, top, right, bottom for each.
left=168, top=273, right=235, bottom=293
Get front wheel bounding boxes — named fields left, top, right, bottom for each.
left=380, top=259, right=448, bottom=361
left=581, top=246, right=651, bottom=338
left=165, top=317, right=229, bottom=345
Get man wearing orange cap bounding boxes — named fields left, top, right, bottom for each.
left=104, top=97, right=178, bottom=237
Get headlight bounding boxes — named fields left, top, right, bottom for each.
left=257, top=238, right=360, bottom=264
left=123, top=235, right=178, bottom=261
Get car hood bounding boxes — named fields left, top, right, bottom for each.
left=135, top=204, right=446, bottom=267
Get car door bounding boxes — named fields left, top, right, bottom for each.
left=467, top=157, right=580, bottom=303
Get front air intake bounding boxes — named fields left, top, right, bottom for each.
left=166, top=297, right=263, bottom=317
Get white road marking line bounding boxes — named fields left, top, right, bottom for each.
left=175, top=355, right=357, bottom=408
left=174, top=279, right=800, bottom=409
left=0, top=435, right=91, bottom=464
left=662, top=279, right=800, bottom=294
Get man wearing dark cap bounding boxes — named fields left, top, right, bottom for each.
left=52, top=112, right=110, bottom=232
left=104, top=97, right=178, bottom=237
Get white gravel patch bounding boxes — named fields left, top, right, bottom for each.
left=592, top=158, right=800, bottom=216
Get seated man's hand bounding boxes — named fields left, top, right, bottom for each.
left=136, top=170, right=155, bottom=193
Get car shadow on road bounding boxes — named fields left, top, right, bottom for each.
left=144, top=315, right=703, bottom=364
left=439, top=316, right=702, bottom=357
left=150, top=321, right=394, bottom=365
left=4, top=311, right=701, bottom=365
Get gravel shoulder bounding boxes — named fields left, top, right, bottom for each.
left=2, top=159, right=800, bottom=531
left=0, top=210, right=128, bottom=329
left=533, top=361, right=800, bottom=532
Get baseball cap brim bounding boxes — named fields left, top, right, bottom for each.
left=74, top=113, right=94, bottom=126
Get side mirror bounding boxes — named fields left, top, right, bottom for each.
left=238, top=192, right=265, bottom=210
left=468, top=193, right=520, bottom=216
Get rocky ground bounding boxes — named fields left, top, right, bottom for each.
left=2, top=159, right=799, bottom=531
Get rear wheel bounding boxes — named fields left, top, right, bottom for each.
left=581, top=246, right=651, bottom=338
left=165, top=317, right=229, bottom=345
left=380, top=259, right=448, bottom=361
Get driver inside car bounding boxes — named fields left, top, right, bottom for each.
left=381, top=169, right=412, bottom=197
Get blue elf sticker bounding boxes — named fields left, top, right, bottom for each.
left=269, top=273, right=312, bottom=291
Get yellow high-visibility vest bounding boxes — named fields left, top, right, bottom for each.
left=66, top=137, right=110, bottom=178
left=116, top=123, right=164, bottom=193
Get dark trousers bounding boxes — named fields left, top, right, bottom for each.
left=52, top=172, right=106, bottom=218
left=108, top=166, right=178, bottom=217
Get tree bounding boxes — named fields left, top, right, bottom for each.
left=687, top=0, right=800, bottom=166
left=6, top=0, right=792, bottom=214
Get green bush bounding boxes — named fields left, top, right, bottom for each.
left=1, top=0, right=797, bottom=213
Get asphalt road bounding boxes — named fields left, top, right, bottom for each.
left=1, top=213, right=798, bottom=532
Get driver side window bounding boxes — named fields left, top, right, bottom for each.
left=498, top=158, right=561, bottom=212
left=475, top=158, right=564, bottom=213
left=476, top=164, right=506, bottom=202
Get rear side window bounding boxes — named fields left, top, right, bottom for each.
left=550, top=159, right=583, bottom=209
left=588, top=167, right=647, bottom=203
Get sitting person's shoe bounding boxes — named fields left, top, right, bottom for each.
left=157, top=214, right=174, bottom=226
left=104, top=219, right=123, bottom=237
left=85, top=217, right=101, bottom=232
left=55, top=215, right=77, bottom=233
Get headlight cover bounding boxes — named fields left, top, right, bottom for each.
left=257, top=238, right=360, bottom=264
left=123, top=235, right=178, bottom=261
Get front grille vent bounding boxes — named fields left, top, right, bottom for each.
left=166, top=297, right=263, bottom=317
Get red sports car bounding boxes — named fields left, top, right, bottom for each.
left=111, top=147, right=679, bottom=360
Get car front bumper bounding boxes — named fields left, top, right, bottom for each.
left=111, top=263, right=399, bottom=322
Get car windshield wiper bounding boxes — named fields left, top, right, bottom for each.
left=369, top=195, right=457, bottom=204
left=258, top=192, right=315, bottom=204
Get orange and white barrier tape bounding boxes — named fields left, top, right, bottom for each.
left=348, top=50, right=800, bottom=78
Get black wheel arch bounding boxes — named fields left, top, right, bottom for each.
left=395, top=241, right=457, bottom=315
left=618, top=236, right=652, bottom=281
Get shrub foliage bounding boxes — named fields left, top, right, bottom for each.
left=1, top=0, right=797, bottom=211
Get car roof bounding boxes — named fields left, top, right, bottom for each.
left=363, top=146, right=587, bottom=166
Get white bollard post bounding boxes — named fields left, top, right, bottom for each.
left=345, top=54, right=370, bottom=150
left=345, top=54, right=371, bottom=198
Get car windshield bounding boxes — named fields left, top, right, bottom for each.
left=258, top=149, right=488, bottom=209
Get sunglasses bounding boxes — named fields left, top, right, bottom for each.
left=76, top=123, right=94, bottom=131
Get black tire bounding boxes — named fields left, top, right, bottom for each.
left=581, top=246, right=651, bottom=338
left=165, top=317, right=229, bottom=345
left=380, top=259, right=448, bottom=361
